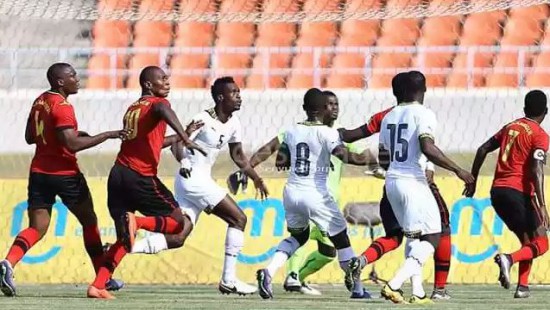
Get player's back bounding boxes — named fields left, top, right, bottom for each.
left=380, top=103, right=436, bottom=180
left=283, top=122, right=340, bottom=190
left=493, top=117, right=549, bottom=194
left=116, top=96, right=168, bottom=176
left=30, top=91, right=79, bottom=175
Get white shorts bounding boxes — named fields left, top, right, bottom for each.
left=283, top=184, right=347, bottom=237
left=384, top=177, right=442, bottom=237
left=174, top=173, right=227, bottom=225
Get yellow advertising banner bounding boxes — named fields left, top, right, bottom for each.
left=0, top=176, right=547, bottom=284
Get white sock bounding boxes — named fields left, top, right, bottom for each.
left=222, top=227, right=244, bottom=283
left=337, top=247, right=364, bottom=294
left=411, top=273, right=426, bottom=297
left=266, top=237, right=300, bottom=276
left=131, top=233, right=168, bottom=254
left=388, top=240, right=434, bottom=290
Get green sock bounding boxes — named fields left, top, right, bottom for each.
left=286, top=246, right=308, bottom=275
left=298, top=251, right=335, bottom=282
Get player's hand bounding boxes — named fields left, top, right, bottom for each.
left=253, top=178, right=269, bottom=200
left=185, top=120, right=204, bottom=137
left=227, top=170, right=248, bottom=195
left=179, top=158, right=192, bottom=178
left=425, top=169, right=434, bottom=184
left=109, top=129, right=132, bottom=140
left=456, top=169, right=476, bottom=196
left=183, top=140, right=207, bottom=156
left=372, top=166, right=386, bottom=179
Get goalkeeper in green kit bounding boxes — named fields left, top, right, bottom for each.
left=227, top=91, right=373, bottom=297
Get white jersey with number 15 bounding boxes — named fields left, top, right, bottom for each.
left=380, top=103, right=437, bottom=180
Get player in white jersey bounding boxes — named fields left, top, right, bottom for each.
left=130, top=77, right=269, bottom=295
left=375, top=71, right=474, bottom=304
left=255, top=88, right=373, bottom=300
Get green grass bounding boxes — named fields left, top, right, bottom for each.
left=3, top=284, right=549, bottom=309
left=0, top=152, right=516, bottom=179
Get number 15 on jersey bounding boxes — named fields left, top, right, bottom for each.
left=387, top=123, right=409, bottom=162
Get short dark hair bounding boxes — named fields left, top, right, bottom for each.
left=211, top=76, right=236, bottom=103
left=407, top=70, right=426, bottom=94
left=46, top=62, right=72, bottom=87
left=524, top=90, right=548, bottom=118
left=139, top=66, right=163, bottom=88
left=303, top=88, right=325, bottom=112
left=391, top=72, right=409, bottom=101
left=322, top=90, right=337, bottom=98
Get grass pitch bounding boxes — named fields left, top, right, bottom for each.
left=2, top=284, right=549, bottom=310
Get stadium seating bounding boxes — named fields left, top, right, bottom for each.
left=84, top=1, right=550, bottom=89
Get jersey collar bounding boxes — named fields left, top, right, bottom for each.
left=298, top=120, right=324, bottom=126
left=206, top=107, right=232, bottom=121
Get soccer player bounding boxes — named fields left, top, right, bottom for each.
left=130, top=76, right=268, bottom=295
left=86, top=66, right=206, bottom=299
left=0, top=63, right=127, bottom=297
left=371, top=71, right=473, bottom=304
left=235, top=91, right=371, bottom=297
left=466, top=90, right=550, bottom=298
left=255, top=88, right=373, bottom=300
left=341, top=72, right=453, bottom=300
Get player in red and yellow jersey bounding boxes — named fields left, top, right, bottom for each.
left=87, top=66, right=206, bottom=299
left=340, top=72, right=452, bottom=300
left=468, top=90, right=550, bottom=299
left=0, top=63, right=128, bottom=297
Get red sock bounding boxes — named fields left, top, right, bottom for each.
left=434, top=233, right=451, bottom=289
left=510, top=236, right=549, bottom=263
left=91, top=241, right=127, bottom=289
left=136, top=216, right=183, bottom=234
left=361, top=236, right=401, bottom=264
left=5, top=228, right=41, bottom=267
left=518, top=260, right=532, bottom=286
left=83, top=225, right=104, bottom=274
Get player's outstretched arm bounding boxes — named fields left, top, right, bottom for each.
left=531, top=149, right=549, bottom=229
left=465, top=137, right=500, bottom=197
left=338, top=126, right=372, bottom=143
left=229, top=142, right=269, bottom=199
left=249, top=137, right=280, bottom=168
left=152, top=103, right=207, bottom=156
left=332, top=144, right=374, bottom=166
left=419, top=136, right=475, bottom=187
left=378, top=145, right=390, bottom=170
left=57, top=128, right=129, bottom=153
left=162, top=120, right=204, bottom=148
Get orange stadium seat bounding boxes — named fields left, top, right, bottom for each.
left=246, top=52, right=290, bottom=88
left=379, top=19, right=420, bottom=45
left=413, top=37, right=453, bottom=87
left=369, top=49, right=412, bottom=88
left=509, top=4, right=549, bottom=21
left=500, top=17, right=543, bottom=46
left=97, top=0, right=132, bottom=11
left=287, top=53, right=318, bottom=88
left=92, top=20, right=131, bottom=48
left=87, top=54, right=125, bottom=89
left=447, top=52, right=493, bottom=88
left=325, top=54, right=366, bottom=88
left=460, top=14, right=502, bottom=46
left=421, top=16, right=461, bottom=45
left=526, top=53, right=550, bottom=87
left=127, top=54, right=165, bottom=88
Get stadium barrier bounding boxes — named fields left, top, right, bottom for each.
left=1, top=176, right=547, bottom=285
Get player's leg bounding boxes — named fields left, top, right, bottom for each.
left=430, top=182, right=452, bottom=300
left=257, top=187, right=310, bottom=299
left=283, top=241, right=308, bottom=291
left=296, top=227, right=335, bottom=288
left=312, top=195, right=368, bottom=298
left=382, top=179, right=441, bottom=304
left=490, top=187, right=549, bottom=294
left=359, top=189, right=404, bottom=266
left=210, top=195, right=258, bottom=295
left=1, top=173, right=55, bottom=296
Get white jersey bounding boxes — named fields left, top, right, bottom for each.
left=182, top=109, right=242, bottom=175
left=380, top=103, right=437, bottom=180
left=282, top=122, right=342, bottom=190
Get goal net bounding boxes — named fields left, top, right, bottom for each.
left=1, top=0, right=550, bottom=286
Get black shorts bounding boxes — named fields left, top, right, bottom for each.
left=490, top=187, right=541, bottom=234
left=107, top=163, right=177, bottom=220
left=28, top=172, right=91, bottom=210
left=380, top=182, right=451, bottom=236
